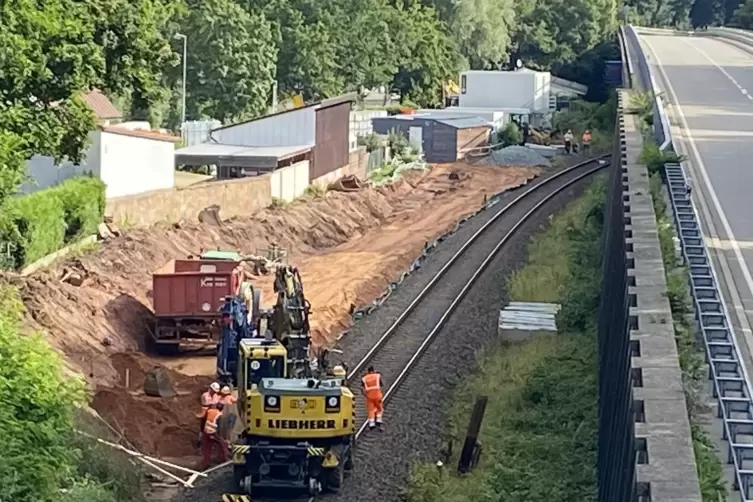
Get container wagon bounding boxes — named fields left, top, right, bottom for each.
left=151, top=258, right=244, bottom=353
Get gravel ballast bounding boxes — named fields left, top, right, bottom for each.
left=480, top=145, right=552, bottom=167
left=175, top=160, right=604, bottom=502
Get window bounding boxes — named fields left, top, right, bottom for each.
left=247, top=356, right=285, bottom=385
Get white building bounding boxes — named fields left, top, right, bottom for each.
left=459, top=70, right=552, bottom=113
left=21, top=91, right=180, bottom=198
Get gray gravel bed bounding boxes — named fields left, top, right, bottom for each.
left=327, top=172, right=598, bottom=502
left=173, top=162, right=602, bottom=502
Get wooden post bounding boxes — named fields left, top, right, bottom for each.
left=125, top=368, right=130, bottom=389
left=457, top=396, right=488, bottom=474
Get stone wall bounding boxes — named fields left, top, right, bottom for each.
left=106, top=175, right=271, bottom=227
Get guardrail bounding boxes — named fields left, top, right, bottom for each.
left=663, top=161, right=753, bottom=502
left=623, top=25, right=672, bottom=151
left=625, top=23, right=753, bottom=502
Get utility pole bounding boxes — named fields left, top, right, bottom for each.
left=174, top=33, right=187, bottom=128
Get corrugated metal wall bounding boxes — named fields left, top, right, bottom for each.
left=211, top=108, right=316, bottom=147
left=429, top=123, right=458, bottom=163
left=311, top=102, right=350, bottom=179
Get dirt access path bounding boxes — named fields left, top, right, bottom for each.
left=16, top=163, right=538, bottom=460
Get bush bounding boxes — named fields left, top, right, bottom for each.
left=497, top=122, right=522, bottom=147
left=0, top=284, right=88, bottom=502
left=0, top=176, right=105, bottom=269
left=357, top=132, right=383, bottom=152
left=0, top=283, right=145, bottom=502
left=639, top=142, right=685, bottom=175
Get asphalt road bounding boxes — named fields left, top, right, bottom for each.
left=638, top=32, right=753, bottom=385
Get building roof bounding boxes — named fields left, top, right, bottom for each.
left=551, top=76, right=588, bottom=95
left=174, top=142, right=313, bottom=168
left=211, top=92, right=357, bottom=134
left=373, top=115, right=492, bottom=129
left=100, top=125, right=180, bottom=143
left=82, top=90, right=122, bottom=120
left=435, top=117, right=493, bottom=129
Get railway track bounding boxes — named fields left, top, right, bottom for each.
left=343, top=154, right=610, bottom=446
left=180, top=155, right=610, bottom=502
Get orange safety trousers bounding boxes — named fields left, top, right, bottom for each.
left=366, top=390, right=383, bottom=426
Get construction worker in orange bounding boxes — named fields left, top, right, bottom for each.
left=201, top=402, right=228, bottom=468
left=199, top=382, right=221, bottom=435
left=361, top=366, right=384, bottom=431
left=582, top=130, right=592, bottom=155
left=219, top=385, right=238, bottom=441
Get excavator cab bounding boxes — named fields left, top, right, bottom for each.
left=237, top=338, right=288, bottom=385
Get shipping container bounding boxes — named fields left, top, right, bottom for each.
left=151, top=259, right=244, bottom=351
left=153, top=259, right=242, bottom=317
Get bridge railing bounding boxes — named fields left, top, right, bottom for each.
left=622, top=25, right=672, bottom=151
left=625, top=24, right=753, bottom=502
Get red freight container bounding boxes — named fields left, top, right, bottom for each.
left=152, top=259, right=243, bottom=318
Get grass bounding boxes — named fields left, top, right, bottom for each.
left=404, top=178, right=606, bottom=502
left=648, top=171, right=727, bottom=501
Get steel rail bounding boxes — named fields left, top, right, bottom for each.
left=346, top=153, right=610, bottom=386
left=351, top=158, right=610, bottom=439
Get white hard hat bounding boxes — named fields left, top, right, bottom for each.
left=221, top=385, right=231, bottom=395
left=210, top=382, right=220, bottom=392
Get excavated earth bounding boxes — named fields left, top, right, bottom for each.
left=14, top=163, right=538, bottom=463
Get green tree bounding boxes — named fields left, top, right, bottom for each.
left=390, top=0, right=459, bottom=107
left=733, top=0, right=753, bottom=27
left=428, top=0, right=517, bottom=69
left=88, top=0, right=179, bottom=123
left=513, top=0, right=617, bottom=69
left=0, top=287, right=88, bottom=502
left=0, top=0, right=104, bottom=182
left=177, top=0, right=277, bottom=122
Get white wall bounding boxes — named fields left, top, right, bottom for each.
left=212, top=108, right=316, bottom=148
left=350, top=110, right=387, bottom=151
left=20, top=132, right=100, bottom=194
left=99, top=131, right=175, bottom=198
left=459, top=71, right=552, bottom=113
left=269, top=160, right=310, bottom=202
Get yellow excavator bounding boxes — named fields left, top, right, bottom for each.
left=219, top=265, right=355, bottom=496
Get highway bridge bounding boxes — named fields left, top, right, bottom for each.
left=612, top=26, right=753, bottom=502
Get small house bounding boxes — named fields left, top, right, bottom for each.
left=371, top=115, right=492, bottom=163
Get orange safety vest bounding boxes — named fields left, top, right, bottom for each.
left=204, top=408, right=222, bottom=435
left=220, top=394, right=237, bottom=406
left=362, top=372, right=382, bottom=397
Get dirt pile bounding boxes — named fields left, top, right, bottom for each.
left=17, top=163, right=538, bottom=457
left=93, top=352, right=212, bottom=459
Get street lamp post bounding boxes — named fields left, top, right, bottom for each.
left=174, top=33, right=187, bottom=127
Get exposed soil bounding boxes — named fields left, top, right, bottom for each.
left=14, top=163, right=538, bottom=460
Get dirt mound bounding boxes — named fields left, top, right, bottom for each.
left=93, top=352, right=211, bottom=458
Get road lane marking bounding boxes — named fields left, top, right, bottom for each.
left=642, top=35, right=753, bottom=346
